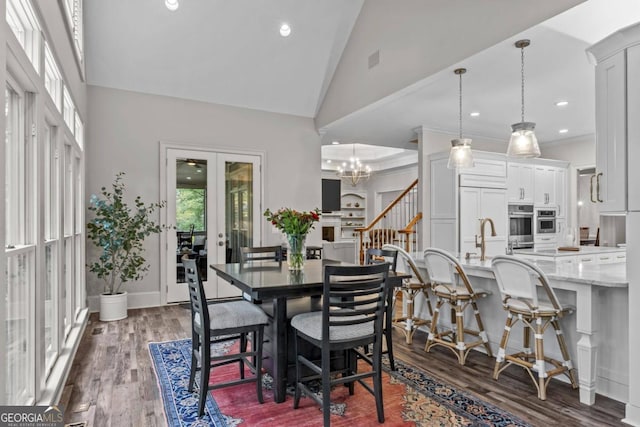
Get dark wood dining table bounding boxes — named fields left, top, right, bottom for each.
left=210, top=258, right=409, bottom=403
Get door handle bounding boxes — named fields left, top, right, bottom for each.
left=590, top=174, right=596, bottom=203
left=596, top=172, right=603, bottom=203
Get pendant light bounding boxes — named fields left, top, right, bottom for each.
left=447, top=68, right=474, bottom=169
left=507, top=39, right=540, bottom=158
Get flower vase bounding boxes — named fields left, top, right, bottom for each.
left=286, top=233, right=306, bottom=270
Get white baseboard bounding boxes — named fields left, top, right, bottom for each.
left=623, top=403, right=640, bottom=426
left=87, top=291, right=163, bottom=313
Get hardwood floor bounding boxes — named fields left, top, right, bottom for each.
left=62, top=305, right=625, bottom=426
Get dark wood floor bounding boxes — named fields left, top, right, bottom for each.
left=62, top=305, right=625, bottom=427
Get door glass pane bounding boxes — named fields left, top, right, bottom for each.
left=225, top=162, right=254, bottom=263
left=176, top=158, right=207, bottom=282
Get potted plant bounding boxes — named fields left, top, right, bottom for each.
left=87, top=172, right=166, bottom=321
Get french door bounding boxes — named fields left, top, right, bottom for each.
left=164, top=147, right=261, bottom=303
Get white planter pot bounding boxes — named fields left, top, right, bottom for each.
left=99, top=291, right=128, bottom=321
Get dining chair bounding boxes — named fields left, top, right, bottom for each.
left=291, top=263, right=389, bottom=426
left=491, top=255, right=578, bottom=400
left=240, top=245, right=283, bottom=263
left=183, top=259, right=269, bottom=417
left=365, top=247, right=399, bottom=370
left=382, top=244, right=433, bottom=347
left=423, top=247, right=492, bottom=365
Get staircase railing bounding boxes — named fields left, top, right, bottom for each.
left=355, top=179, right=420, bottom=263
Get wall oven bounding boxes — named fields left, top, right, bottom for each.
left=508, top=204, right=534, bottom=248
left=536, top=209, right=557, bottom=234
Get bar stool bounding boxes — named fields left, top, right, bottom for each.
left=382, top=244, right=433, bottom=347
left=423, top=248, right=492, bottom=365
left=491, top=255, right=578, bottom=400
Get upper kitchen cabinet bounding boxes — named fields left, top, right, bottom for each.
left=507, top=162, right=534, bottom=204
left=587, top=23, right=640, bottom=213
left=534, top=165, right=555, bottom=206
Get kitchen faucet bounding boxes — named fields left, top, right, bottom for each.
left=475, top=218, right=496, bottom=261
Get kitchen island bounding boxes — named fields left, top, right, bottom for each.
left=412, top=254, right=628, bottom=406
left=513, top=246, right=626, bottom=264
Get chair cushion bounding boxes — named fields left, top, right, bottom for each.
left=291, top=311, right=374, bottom=342
left=504, top=298, right=562, bottom=316
left=432, top=284, right=489, bottom=298
left=194, top=300, right=268, bottom=331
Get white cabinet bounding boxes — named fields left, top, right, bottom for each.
left=507, top=162, right=534, bottom=203
left=340, top=192, right=366, bottom=240
left=555, top=168, right=567, bottom=218
left=534, top=166, right=555, bottom=206
left=594, top=50, right=627, bottom=212
left=629, top=45, right=640, bottom=211
left=459, top=187, right=508, bottom=257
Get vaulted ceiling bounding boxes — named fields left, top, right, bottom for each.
left=84, top=0, right=640, bottom=157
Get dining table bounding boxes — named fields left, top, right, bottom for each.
left=210, top=258, right=409, bottom=403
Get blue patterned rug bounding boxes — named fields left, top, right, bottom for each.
left=149, top=338, right=532, bottom=427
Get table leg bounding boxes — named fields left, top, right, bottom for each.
left=272, top=296, right=288, bottom=403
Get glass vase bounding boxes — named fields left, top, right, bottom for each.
left=286, top=233, right=306, bottom=270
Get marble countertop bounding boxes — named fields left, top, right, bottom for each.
left=412, top=253, right=628, bottom=288
left=512, top=246, right=626, bottom=257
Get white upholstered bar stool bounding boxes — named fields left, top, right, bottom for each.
left=491, top=255, right=578, bottom=400
left=423, top=248, right=492, bottom=365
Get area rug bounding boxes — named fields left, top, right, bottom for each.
left=149, top=338, right=532, bottom=427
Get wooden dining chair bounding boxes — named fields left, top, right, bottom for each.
left=240, top=245, right=283, bottom=263
left=184, top=259, right=269, bottom=417
left=365, top=247, right=399, bottom=370
left=291, top=263, right=389, bottom=426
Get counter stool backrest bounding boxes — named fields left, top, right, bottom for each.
left=423, top=248, right=473, bottom=294
left=382, top=244, right=426, bottom=284
left=491, top=256, right=562, bottom=312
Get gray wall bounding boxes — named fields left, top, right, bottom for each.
left=86, top=85, right=322, bottom=304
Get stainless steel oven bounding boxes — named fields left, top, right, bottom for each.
left=508, top=204, right=534, bottom=248
left=536, top=209, right=557, bottom=234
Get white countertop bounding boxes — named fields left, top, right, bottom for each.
left=413, top=252, right=628, bottom=288
left=512, top=246, right=625, bottom=258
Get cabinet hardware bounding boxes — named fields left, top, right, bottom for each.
left=596, top=172, right=603, bottom=203
left=617, top=255, right=626, bottom=259
left=600, top=257, right=610, bottom=260
left=590, top=174, right=596, bottom=203
left=581, top=258, right=592, bottom=262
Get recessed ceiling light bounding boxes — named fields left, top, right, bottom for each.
left=186, top=176, right=192, bottom=180
left=327, top=160, right=332, bottom=164
left=555, top=100, right=569, bottom=107
left=280, top=23, right=291, bottom=37
left=469, top=112, right=480, bottom=117
left=165, top=0, right=179, bottom=11
left=559, top=129, right=569, bottom=134
left=331, top=141, right=340, bottom=145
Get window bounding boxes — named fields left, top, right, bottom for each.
left=62, top=87, right=74, bottom=131
left=44, top=43, right=62, bottom=111
left=74, top=111, right=83, bottom=148
left=61, top=0, right=83, bottom=67
left=5, top=0, right=41, bottom=73
left=5, top=79, right=36, bottom=405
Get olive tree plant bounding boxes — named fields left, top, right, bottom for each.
left=87, top=172, right=166, bottom=295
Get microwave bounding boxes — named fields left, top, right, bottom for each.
left=536, top=209, right=556, bottom=234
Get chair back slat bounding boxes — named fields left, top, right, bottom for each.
left=491, top=256, right=563, bottom=311
left=323, top=264, right=388, bottom=333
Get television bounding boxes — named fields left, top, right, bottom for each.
left=322, top=179, right=341, bottom=213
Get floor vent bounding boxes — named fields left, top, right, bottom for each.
left=65, top=422, right=87, bottom=427
left=91, top=327, right=104, bottom=335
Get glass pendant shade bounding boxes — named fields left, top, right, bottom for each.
left=447, top=138, right=474, bottom=169
left=507, top=121, right=540, bottom=158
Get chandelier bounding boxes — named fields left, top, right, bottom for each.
left=337, top=144, right=371, bottom=186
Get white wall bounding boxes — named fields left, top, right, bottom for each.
left=86, top=85, right=322, bottom=303
left=316, top=0, right=584, bottom=128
